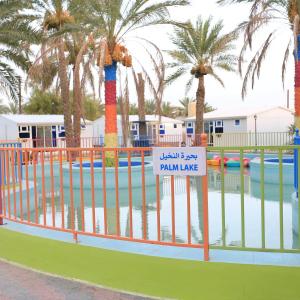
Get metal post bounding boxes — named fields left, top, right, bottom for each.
left=254, top=114, right=258, bottom=149
left=201, top=133, right=209, bottom=261
left=294, top=129, right=300, bottom=195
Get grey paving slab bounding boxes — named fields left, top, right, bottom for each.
left=0, top=260, right=153, bottom=300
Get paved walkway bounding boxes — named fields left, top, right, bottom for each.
left=0, top=261, right=152, bottom=300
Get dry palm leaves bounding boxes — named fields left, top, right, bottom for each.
left=102, top=42, right=132, bottom=67
left=44, top=11, right=75, bottom=31
left=191, top=65, right=209, bottom=77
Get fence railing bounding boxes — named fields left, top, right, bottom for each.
left=210, top=131, right=293, bottom=147
left=0, top=145, right=209, bottom=260
left=208, top=145, right=299, bottom=253
left=14, top=131, right=293, bottom=149
left=0, top=142, right=299, bottom=260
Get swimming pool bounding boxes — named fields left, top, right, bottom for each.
left=8, top=163, right=297, bottom=250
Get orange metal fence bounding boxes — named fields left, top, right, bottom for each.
left=0, top=143, right=209, bottom=261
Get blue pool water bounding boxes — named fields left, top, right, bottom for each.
left=10, top=160, right=298, bottom=252
left=265, top=158, right=294, bottom=164
left=73, top=161, right=149, bottom=168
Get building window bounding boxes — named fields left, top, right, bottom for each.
left=187, top=122, right=192, bottom=128
left=131, top=123, right=138, bottom=131
left=173, top=124, right=177, bottom=129
left=59, top=125, right=65, bottom=132
left=215, top=120, right=223, bottom=127
left=215, top=120, right=224, bottom=134
left=19, top=126, right=29, bottom=133
left=81, top=124, right=86, bottom=130
left=234, top=119, right=240, bottom=126
left=159, top=124, right=165, bottom=129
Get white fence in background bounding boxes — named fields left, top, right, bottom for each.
left=210, top=131, right=293, bottom=147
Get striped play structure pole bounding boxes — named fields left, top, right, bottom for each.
left=104, top=61, right=118, bottom=153
left=295, top=35, right=300, bottom=128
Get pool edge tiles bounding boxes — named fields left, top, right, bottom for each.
left=2, top=222, right=300, bottom=267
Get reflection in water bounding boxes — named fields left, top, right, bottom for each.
left=12, top=166, right=299, bottom=250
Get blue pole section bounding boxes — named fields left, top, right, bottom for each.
left=294, top=129, right=300, bottom=194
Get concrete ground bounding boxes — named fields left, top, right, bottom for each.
left=0, top=260, right=151, bottom=300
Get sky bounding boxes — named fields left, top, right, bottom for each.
left=12, top=0, right=295, bottom=111
left=131, top=0, right=294, bottom=110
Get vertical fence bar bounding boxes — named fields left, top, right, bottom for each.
left=114, top=149, right=120, bottom=236
left=90, top=150, right=96, bottom=234
left=171, top=175, right=176, bottom=243
left=1, top=150, right=5, bottom=223
left=16, top=150, right=23, bottom=221
left=240, top=150, right=245, bottom=247
left=221, top=149, right=226, bottom=246
left=141, top=150, right=147, bottom=240
left=127, top=151, right=133, bottom=239
left=24, top=150, right=30, bottom=222
left=102, top=150, right=108, bottom=235
left=201, top=134, right=209, bottom=261
left=41, top=151, right=46, bottom=226
left=50, top=151, right=55, bottom=227
left=79, top=150, right=85, bottom=232
left=156, top=175, right=161, bottom=242
left=279, top=150, right=284, bottom=250
left=186, top=176, right=191, bottom=244
left=33, top=153, right=38, bottom=224
left=68, top=151, right=75, bottom=234
left=59, top=150, right=65, bottom=229
left=11, top=150, right=17, bottom=219
left=5, top=150, right=11, bottom=219
left=260, top=149, right=265, bottom=248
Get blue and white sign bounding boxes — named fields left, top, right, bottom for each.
left=153, top=147, right=206, bottom=176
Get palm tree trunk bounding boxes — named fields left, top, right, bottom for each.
left=73, top=41, right=89, bottom=149
left=135, top=72, right=147, bottom=137
left=58, top=38, right=73, bottom=149
left=195, top=75, right=205, bottom=138
left=73, top=66, right=82, bottom=148
left=120, top=78, right=129, bottom=147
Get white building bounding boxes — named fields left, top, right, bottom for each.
left=93, top=115, right=184, bottom=145
left=0, top=114, right=93, bottom=147
left=184, top=106, right=294, bottom=146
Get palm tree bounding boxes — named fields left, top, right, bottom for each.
left=0, top=0, right=37, bottom=106
left=167, top=16, right=237, bottom=134
left=132, top=71, right=147, bottom=137
left=31, top=0, right=97, bottom=149
left=0, top=99, right=10, bottom=114
left=179, top=97, right=192, bottom=117
left=161, top=101, right=175, bottom=117
left=218, top=0, right=300, bottom=129
left=80, top=0, right=190, bottom=152
left=145, top=99, right=156, bottom=114
left=31, top=0, right=76, bottom=148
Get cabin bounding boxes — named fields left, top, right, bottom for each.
left=93, top=115, right=184, bottom=146
left=0, top=114, right=93, bottom=148
left=184, top=106, right=294, bottom=146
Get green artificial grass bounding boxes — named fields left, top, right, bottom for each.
left=0, top=228, right=299, bottom=300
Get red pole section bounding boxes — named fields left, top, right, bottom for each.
left=201, top=133, right=209, bottom=261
